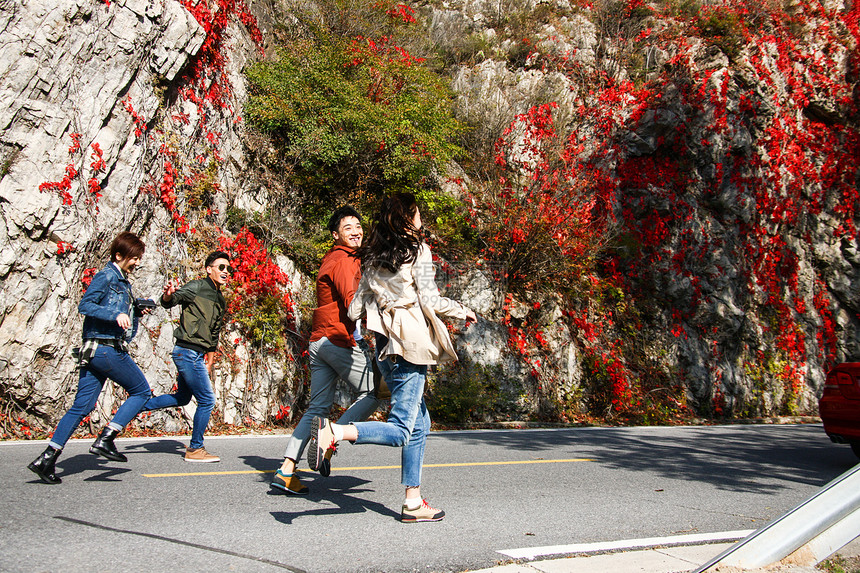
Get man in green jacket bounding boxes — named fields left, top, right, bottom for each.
left=143, top=251, right=229, bottom=462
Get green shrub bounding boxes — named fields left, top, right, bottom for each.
left=414, top=187, right=471, bottom=243
left=0, top=147, right=19, bottom=181
left=242, top=0, right=471, bottom=272
left=696, top=8, right=744, bottom=61
left=427, top=362, right=506, bottom=423
left=436, top=32, right=494, bottom=68
left=226, top=206, right=331, bottom=277
left=667, top=0, right=701, bottom=19
left=186, top=159, right=219, bottom=210
left=244, top=29, right=465, bottom=198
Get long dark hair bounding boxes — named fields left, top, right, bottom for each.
left=355, top=193, right=421, bottom=271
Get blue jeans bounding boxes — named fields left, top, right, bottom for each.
left=49, top=345, right=151, bottom=449
left=284, top=337, right=380, bottom=462
left=353, top=350, right=429, bottom=488
left=142, top=346, right=215, bottom=449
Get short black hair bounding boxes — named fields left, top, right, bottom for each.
left=327, top=205, right=362, bottom=234
left=205, top=250, right=230, bottom=268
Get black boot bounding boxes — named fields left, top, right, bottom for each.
left=89, top=426, right=127, bottom=462
left=28, top=445, right=62, bottom=484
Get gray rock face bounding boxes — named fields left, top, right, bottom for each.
left=0, top=0, right=301, bottom=434
left=1, top=0, right=857, bottom=435
left=1, top=0, right=200, bottom=425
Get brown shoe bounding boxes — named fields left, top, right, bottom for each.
left=401, top=499, right=445, bottom=523
left=270, top=470, right=309, bottom=495
left=184, top=447, right=220, bottom=463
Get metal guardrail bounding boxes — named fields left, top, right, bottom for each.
left=694, top=463, right=860, bottom=571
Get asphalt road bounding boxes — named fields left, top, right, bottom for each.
left=1, top=424, right=857, bottom=573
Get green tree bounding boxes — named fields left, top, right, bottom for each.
left=244, top=3, right=464, bottom=208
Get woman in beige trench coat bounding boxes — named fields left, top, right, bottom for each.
left=307, top=192, right=476, bottom=522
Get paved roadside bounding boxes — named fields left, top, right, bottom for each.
left=468, top=543, right=736, bottom=573
left=3, top=425, right=856, bottom=572
left=468, top=537, right=860, bottom=573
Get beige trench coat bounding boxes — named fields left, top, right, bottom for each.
left=347, top=243, right=470, bottom=365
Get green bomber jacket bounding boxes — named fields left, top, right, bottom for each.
left=162, top=277, right=226, bottom=353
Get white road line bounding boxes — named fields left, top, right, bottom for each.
left=497, top=530, right=755, bottom=560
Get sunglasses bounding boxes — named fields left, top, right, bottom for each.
left=210, top=263, right=234, bottom=273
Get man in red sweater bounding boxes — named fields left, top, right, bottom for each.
left=271, top=206, right=382, bottom=494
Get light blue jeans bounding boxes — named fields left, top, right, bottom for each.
left=142, top=346, right=215, bottom=449
left=49, top=344, right=151, bottom=449
left=353, top=342, right=429, bottom=488
left=284, top=337, right=380, bottom=463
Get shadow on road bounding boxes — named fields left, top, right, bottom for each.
left=52, top=453, right=133, bottom=482
left=123, top=439, right=187, bottom=456
left=239, top=454, right=282, bottom=481
left=443, top=425, right=859, bottom=493
left=269, top=474, right=401, bottom=523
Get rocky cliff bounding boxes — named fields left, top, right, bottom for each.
left=430, top=0, right=860, bottom=422
left=1, top=0, right=858, bottom=438
left=0, top=0, right=310, bottom=437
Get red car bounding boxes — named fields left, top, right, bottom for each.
left=819, top=362, right=860, bottom=458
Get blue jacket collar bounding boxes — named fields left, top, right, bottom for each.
left=109, top=262, right=129, bottom=282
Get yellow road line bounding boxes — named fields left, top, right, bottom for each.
left=142, top=458, right=594, bottom=478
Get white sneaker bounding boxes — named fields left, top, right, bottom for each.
left=401, top=499, right=445, bottom=523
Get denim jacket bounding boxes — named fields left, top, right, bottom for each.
left=79, top=262, right=138, bottom=342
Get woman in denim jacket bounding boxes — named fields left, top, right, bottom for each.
left=28, top=232, right=153, bottom=484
